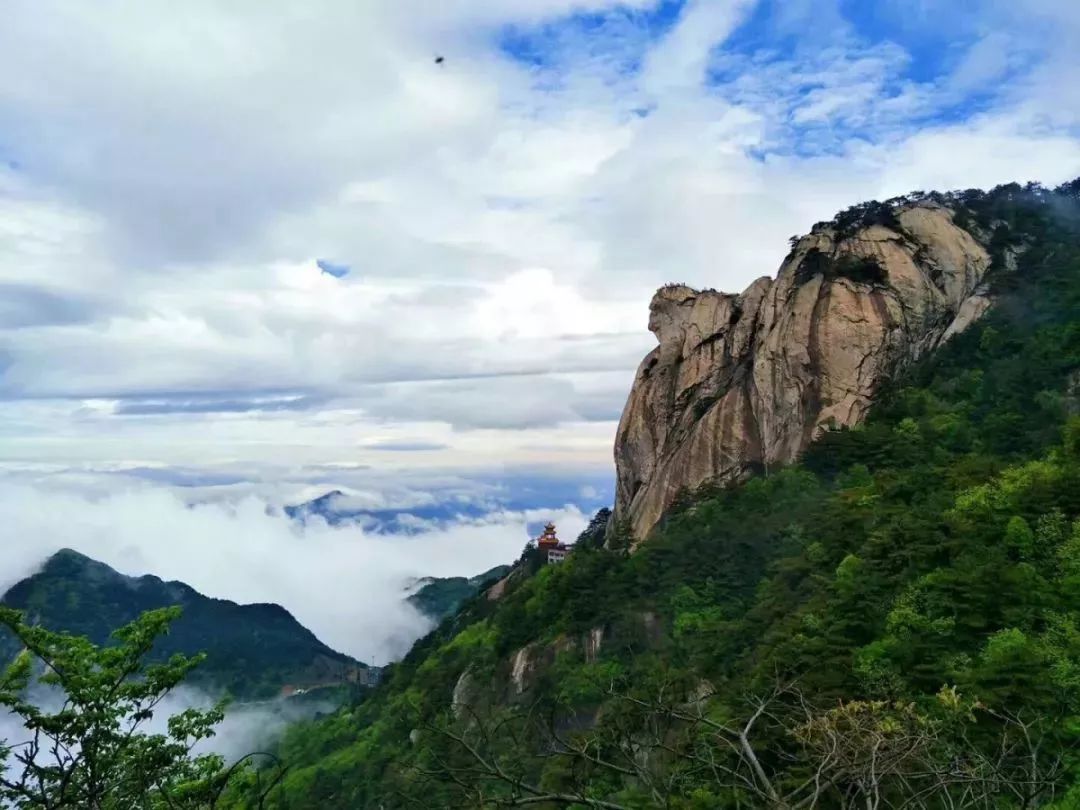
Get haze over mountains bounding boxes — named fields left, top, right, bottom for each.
left=0, top=480, right=589, bottom=665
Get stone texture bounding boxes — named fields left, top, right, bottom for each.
left=510, top=645, right=534, bottom=695
left=584, top=626, right=604, bottom=664
left=613, top=203, right=992, bottom=542
left=486, top=575, right=509, bottom=601
left=451, top=667, right=477, bottom=720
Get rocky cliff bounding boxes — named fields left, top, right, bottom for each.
left=613, top=201, right=994, bottom=542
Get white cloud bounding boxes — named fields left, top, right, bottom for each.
left=0, top=681, right=345, bottom=779
left=0, top=480, right=589, bottom=664
left=641, top=0, right=756, bottom=95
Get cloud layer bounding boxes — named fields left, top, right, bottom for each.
left=0, top=479, right=589, bottom=664
left=1, top=0, right=1078, bottom=477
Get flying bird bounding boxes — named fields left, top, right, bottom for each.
left=434, top=55, right=445, bottom=64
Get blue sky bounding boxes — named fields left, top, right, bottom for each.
left=495, top=0, right=1073, bottom=159
left=316, top=259, right=351, bottom=279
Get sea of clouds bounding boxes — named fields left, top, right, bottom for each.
left=0, top=470, right=594, bottom=775
left=0, top=478, right=590, bottom=665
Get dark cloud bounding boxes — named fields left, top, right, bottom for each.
left=114, top=394, right=324, bottom=416
left=570, top=394, right=627, bottom=423
left=0, top=284, right=106, bottom=329
left=365, top=441, right=450, bottom=452
left=115, top=467, right=250, bottom=487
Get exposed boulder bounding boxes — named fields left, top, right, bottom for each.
left=510, top=644, right=538, bottom=696
left=613, top=202, right=992, bottom=542
left=583, top=626, right=604, bottom=664
left=451, top=667, right=478, bottom=720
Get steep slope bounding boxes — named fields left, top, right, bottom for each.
left=406, top=565, right=511, bottom=623
left=231, top=180, right=1080, bottom=809
left=614, top=199, right=997, bottom=540
left=1, top=549, right=369, bottom=700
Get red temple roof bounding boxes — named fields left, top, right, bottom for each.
left=537, top=522, right=560, bottom=548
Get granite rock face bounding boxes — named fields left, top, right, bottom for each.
left=613, top=203, right=992, bottom=542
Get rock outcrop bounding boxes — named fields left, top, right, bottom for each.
left=613, top=202, right=993, bottom=542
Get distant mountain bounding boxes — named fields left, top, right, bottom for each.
left=406, top=565, right=511, bottom=623
left=284, top=488, right=494, bottom=531
left=283, top=471, right=614, bottom=533
left=284, top=489, right=365, bottom=525
left=402, top=513, right=609, bottom=625
left=1, top=549, right=370, bottom=700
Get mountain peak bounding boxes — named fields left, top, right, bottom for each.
left=3, top=550, right=366, bottom=699
left=42, top=547, right=128, bottom=580
left=613, top=197, right=994, bottom=542
left=47, top=547, right=99, bottom=565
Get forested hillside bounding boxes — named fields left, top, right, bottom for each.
left=1, top=549, right=366, bottom=700
left=407, top=566, right=512, bottom=623
left=232, top=180, right=1080, bottom=808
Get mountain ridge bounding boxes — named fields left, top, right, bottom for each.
left=405, top=565, right=512, bottom=624
left=1, top=548, right=370, bottom=700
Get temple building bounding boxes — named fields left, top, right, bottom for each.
left=536, top=521, right=570, bottom=564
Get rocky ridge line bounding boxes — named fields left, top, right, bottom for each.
left=612, top=201, right=994, bottom=542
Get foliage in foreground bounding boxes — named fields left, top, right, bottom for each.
left=0, top=606, right=282, bottom=809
